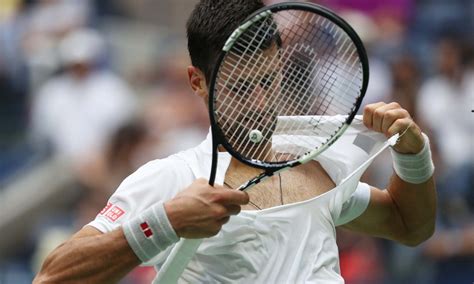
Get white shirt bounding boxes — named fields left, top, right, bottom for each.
left=89, top=117, right=392, bottom=283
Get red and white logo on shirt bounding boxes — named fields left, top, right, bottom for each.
left=99, top=203, right=125, bottom=222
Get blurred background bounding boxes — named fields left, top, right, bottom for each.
left=0, top=0, right=472, bottom=283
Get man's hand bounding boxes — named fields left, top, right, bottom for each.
left=363, top=102, right=425, bottom=154
left=345, top=102, right=436, bottom=247
left=164, top=178, right=249, bottom=239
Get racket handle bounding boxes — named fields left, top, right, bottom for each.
left=154, top=238, right=203, bottom=283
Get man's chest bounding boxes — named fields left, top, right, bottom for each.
left=224, top=160, right=335, bottom=210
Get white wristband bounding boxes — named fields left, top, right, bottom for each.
left=122, top=202, right=179, bottom=262
left=390, top=133, right=435, bottom=184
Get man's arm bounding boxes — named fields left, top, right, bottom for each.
left=33, top=226, right=139, bottom=284
left=343, top=102, right=437, bottom=246
left=34, top=179, right=249, bottom=283
left=343, top=177, right=436, bottom=246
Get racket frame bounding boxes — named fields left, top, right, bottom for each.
left=208, top=2, right=369, bottom=187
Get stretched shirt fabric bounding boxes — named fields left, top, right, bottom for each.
left=88, top=116, right=393, bottom=283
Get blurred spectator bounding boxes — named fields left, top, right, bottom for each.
left=30, top=28, right=137, bottom=167
left=0, top=68, right=30, bottom=181
left=142, top=90, right=208, bottom=157
left=28, top=29, right=138, bottom=280
left=22, top=0, right=92, bottom=90
left=340, top=10, right=392, bottom=106
left=417, top=38, right=473, bottom=171
left=0, top=1, right=32, bottom=181
left=390, top=54, right=420, bottom=118
left=0, top=0, right=28, bottom=90
left=416, top=37, right=474, bottom=284
left=421, top=164, right=474, bottom=284
left=141, top=49, right=209, bottom=157
left=26, top=0, right=90, bottom=36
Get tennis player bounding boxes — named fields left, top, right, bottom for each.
left=34, top=0, right=436, bottom=283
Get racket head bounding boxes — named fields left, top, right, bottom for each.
left=208, top=2, right=369, bottom=171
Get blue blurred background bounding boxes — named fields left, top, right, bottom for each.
left=0, top=0, right=472, bottom=283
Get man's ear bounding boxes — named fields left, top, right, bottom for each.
left=187, top=66, right=208, bottom=101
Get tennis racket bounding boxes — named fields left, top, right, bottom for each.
left=156, top=2, right=368, bottom=283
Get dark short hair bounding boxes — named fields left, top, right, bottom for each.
left=186, top=0, right=265, bottom=83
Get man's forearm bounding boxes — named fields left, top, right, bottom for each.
left=34, top=228, right=140, bottom=284
left=34, top=179, right=250, bottom=283
left=387, top=174, right=437, bottom=246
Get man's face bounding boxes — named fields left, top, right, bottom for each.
left=213, top=43, right=283, bottom=157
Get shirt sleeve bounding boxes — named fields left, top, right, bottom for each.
left=86, top=157, right=193, bottom=233
left=334, top=182, right=371, bottom=226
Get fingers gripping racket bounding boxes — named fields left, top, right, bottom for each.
left=156, top=2, right=368, bottom=283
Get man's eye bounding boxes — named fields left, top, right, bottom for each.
left=230, top=81, right=252, bottom=94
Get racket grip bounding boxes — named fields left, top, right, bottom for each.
left=154, top=238, right=203, bottom=283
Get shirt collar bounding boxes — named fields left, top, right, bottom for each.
left=189, top=129, right=232, bottom=185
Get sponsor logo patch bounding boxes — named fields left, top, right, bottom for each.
left=104, top=205, right=125, bottom=222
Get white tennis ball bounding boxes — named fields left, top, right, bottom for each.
left=249, top=129, right=263, bottom=143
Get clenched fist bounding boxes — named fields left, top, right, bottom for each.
left=164, top=178, right=249, bottom=239
left=363, top=102, right=425, bottom=154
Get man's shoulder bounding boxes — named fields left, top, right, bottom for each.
left=114, top=140, right=207, bottom=197
left=106, top=156, right=195, bottom=204
left=128, top=140, right=206, bottom=180
left=124, top=156, right=193, bottom=185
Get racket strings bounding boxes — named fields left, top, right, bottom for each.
left=224, top=45, right=354, bottom=160
left=221, top=12, right=340, bottom=149
left=220, top=27, right=362, bottom=118
left=258, top=54, right=358, bottom=153
left=235, top=15, right=362, bottom=117
left=222, top=42, right=340, bottom=153
left=279, top=11, right=363, bottom=111
left=227, top=43, right=312, bottom=155
left=215, top=10, right=364, bottom=163
left=234, top=43, right=360, bottom=153
left=272, top=51, right=343, bottom=159
left=216, top=21, right=275, bottom=117
left=218, top=27, right=288, bottom=149
left=253, top=43, right=339, bottom=160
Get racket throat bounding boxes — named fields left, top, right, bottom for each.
left=238, top=172, right=269, bottom=191
left=238, top=168, right=286, bottom=191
